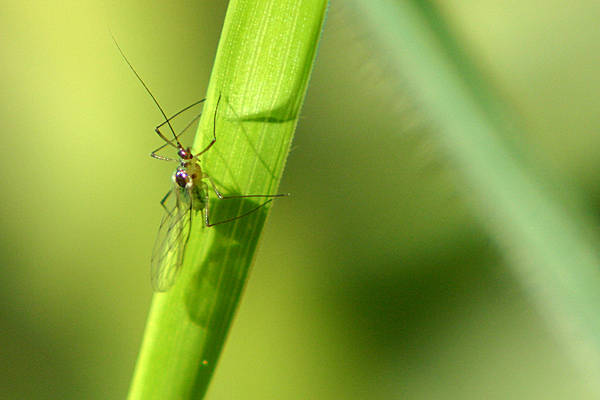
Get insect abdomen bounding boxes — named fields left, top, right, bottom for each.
left=190, top=185, right=207, bottom=211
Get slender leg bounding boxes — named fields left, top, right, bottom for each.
left=152, top=99, right=206, bottom=160
left=155, top=105, right=203, bottom=150
left=196, top=93, right=222, bottom=157
left=155, top=99, right=205, bottom=131
left=206, top=175, right=289, bottom=200
left=206, top=198, right=275, bottom=227
left=151, top=151, right=178, bottom=162
left=202, top=172, right=289, bottom=227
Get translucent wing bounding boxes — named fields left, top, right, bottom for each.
left=151, top=178, right=193, bottom=292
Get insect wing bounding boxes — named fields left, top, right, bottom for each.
left=151, top=180, right=192, bottom=292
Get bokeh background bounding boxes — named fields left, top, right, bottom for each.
left=2, top=0, right=600, bottom=399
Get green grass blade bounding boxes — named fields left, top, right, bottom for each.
left=127, top=1, right=329, bottom=399
left=351, top=0, right=600, bottom=394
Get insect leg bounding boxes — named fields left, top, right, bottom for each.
left=155, top=99, right=205, bottom=132
left=203, top=174, right=288, bottom=227
left=152, top=99, right=206, bottom=160
left=151, top=149, right=178, bottom=162
left=205, top=175, right=289, bottom=200
left=154, top=99, right=206, bottom=152
left=195, top=93, right=222, bottom=157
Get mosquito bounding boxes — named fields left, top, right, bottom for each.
left=112, top=36, right=288, bottom=292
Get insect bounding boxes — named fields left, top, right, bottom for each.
left=112, top=36, right=288, bottom=292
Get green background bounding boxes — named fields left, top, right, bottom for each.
left=2, top=0, right=600, bottom=399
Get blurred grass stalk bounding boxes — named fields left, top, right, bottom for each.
left=127, top=1, right=328, bottom=399
left=349, top=0, right=600, bottom=394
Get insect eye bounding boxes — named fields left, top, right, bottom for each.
left=175, top=170, right=188, bottom=188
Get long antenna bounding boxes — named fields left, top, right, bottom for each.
left=110, top=32, right=181, bottom=147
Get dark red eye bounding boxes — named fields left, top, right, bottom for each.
left=175, top=170, right=187, bottom=188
